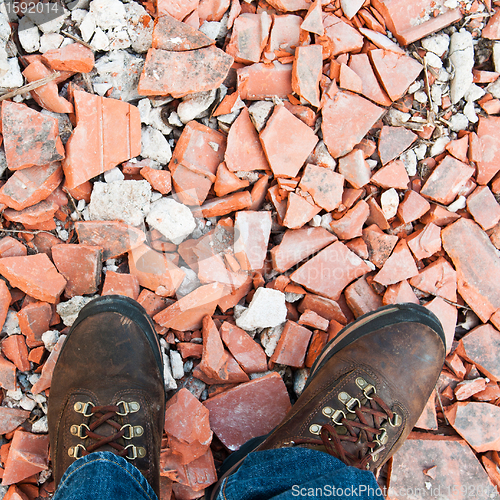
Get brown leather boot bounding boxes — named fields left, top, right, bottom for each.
left=209, top=303, right=445, bottom=498
left=48, top=295, right=165, bottom=497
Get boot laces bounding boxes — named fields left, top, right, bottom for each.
left=295, top=382, right=401, bottom=470
left=68, top=401, right=146, bottom=460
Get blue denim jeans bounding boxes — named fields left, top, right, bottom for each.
left=53, top=449, right=384, bottom=500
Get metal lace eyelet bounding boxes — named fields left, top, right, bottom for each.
left=338, top=392, right=361, bottom=413
left=70, top=424, right=90, bottom=439
left=68, top=444, right=86, bottom=458
left=116, top=401, right=140, bottom=416
left=74, top=402, right=94, bottom=417
left=125, top=444, right=146, bottom=459
left=121, top=424, right=144, bottom=439
left=389, top=413, right=402, bottom=427
left=309, top=424, right=322, bottom=435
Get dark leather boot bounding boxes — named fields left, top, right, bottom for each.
left=209, top=303, right=445, bottom=498
left=48, top=295, right=165, bottom=497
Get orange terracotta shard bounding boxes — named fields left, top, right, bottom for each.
left=299, top=164, right=344, bottom=212
left=63, top=90, right=141, bottom=189
left=378, top=126, right=417, bottom=165
left=1, top=430, right=49, bottom=485
left=214, top=163, right=249, bottom=196
left=2, top=101, right=65, bottom=170
left=154, top=282, right=227, bottom=331
left=371, top=160, right=409, bottom=189
left=476, top=117, right=500, bottom=185
left=291, top=241, right=370, bottom=300
left=373, top=239, right=418, bottom=286
left=152, top=14, right=214, bottom=51
left=260, top=105, right=318, bottom=178
left=0, top=408, right=30, bottom=435
left=226, top=13, right=271, bottom=64
left=225, top=108, right=269, bottom=172
left=0, top=254, right=66, bottom=303
left=156, top=0, right=198, bottom=19
left=237, top=61, right=293, bottom=100
left=75, top=221, right=146, bottom=260
left=319, top=15, right=364, bottom=58
left=271, top=227, right=337, bottom=273
left=339, top=63, right=363, bottom=94
left=282, top=192, right=321, bottom=229
left=301, top=0, right=324, bottom=35
left=140, top=166, right=172, bottom=195
left=369, top=49, right=423, bottom=101
left=138, top=46, right=233, bottom=98
left=292, top=44, right=322, bottom=107
left=270, top=320, right=313, bottom=368
left=322, top=91, right=384, bottom=159
left=42, top=43, right=95, bottom=73
left=128, top=244, right=185, bottom=296
left=102, top=271, right=140, bottom=300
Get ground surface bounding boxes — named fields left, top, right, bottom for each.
left=0, top=0, right=500, bottom=498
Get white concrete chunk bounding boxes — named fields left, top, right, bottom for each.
left=448, top=29, right=474, bottom=104
left=141, top=126, right=172, bottom=164
left=236, top=287, right=287, bottom=331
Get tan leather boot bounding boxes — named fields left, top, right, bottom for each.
left=210, top=303, right=445, bottom=498
left=48, top=296, right=165, bottom=497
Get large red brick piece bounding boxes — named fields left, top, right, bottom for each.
left=52, top=245, right=102, bottom=297
left=446, top=402, right=500, bottom=453
left=237, top=61, right=293, bottom=100
left=270, top=320, right=313, bottom=368
left=292, top=44, right=322, bottom=107
left=369, top=49, right=423, bottom=101
left=291, top=241, right=370, bottom=301
left=1, top=101, right=65, bottom=171
left=154, top=282, right=227, bottom=331
left=42, top=43, right=94, bottom=73
left=271, top=227, right=337, bottom=273
left=259, top=105, right=318, bottom=178
left=156, top=0, right=198, bottom=19
left=0, top=354, right=17, bottom=391
left=17, top=302, right=52, bottom=342
left=420, top=155, right=475, bottom=205
left=0, top=279, right=11, bottom=330
left=0, top=254, right=66, bottom=303
left=371, top=0, right=463, bottom=45
left=75, top=221, right=146, bottom=260
left=322, top=91, right=385, bottom=158
left=198, top=316, right=225, bottom=380
left=319, top=15, right=364, bottom=57
left=220, top=321, right=267, bottom=374
left=442, top=218, right=500, bottom=324
left=2, top=335, right=30, bottom=372
left=373, top=239, right=419, bottom=286
left=224, top=108, right=269, bottom=172
left=101, top=271, right=140, bottom=300
left=31, top=335, right=65, bottom=394
left=467, top=185, right=500, bottom=231
left=138, top=46, right=233, bottom=98
left=409, top=256, right=457, bottom=301
left=424, top=297, right=457, bottom=354
left=168, top=121, right=226, bottom=206
left=2, top=430, right=49, bottom=485
left=63, top=90, right=141, bottom=189
left=0, top=163, right=63, bottom=211
left=203, top=373, right=291, bottom=451
left=390, top=436, right=495, bottom=500
left=164, top=388, right=213, bottom=464
left=377, top=126, right=417, bottom=165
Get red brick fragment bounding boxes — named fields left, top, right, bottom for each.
left=282, top=192, right=321, bottom=229
left=1, top=335, right=30, bottom=372
left=52, top=245, right=102, bottom=297
left=0, top=354, right=17, bottom=390
left=446, top=135, right=469, bottom=162
left=1, top=101, right=65, bottom=170
left=260, top=105, right=318, bottom=178
left=214, top=163, right=249, bottom=197
left=371, top=160, right=410, bottom=190
left=17, top=302, right=52, bottom=343
left=420, top=155, right=475, bottom=205
left=153, top=14, right=214, bottom=51
left=339, top=64, right=363, bottom=94
left=237, top=61, right=293, bottom=100
left=226, top=13, right=271, bottom=64
left=3, top=201, right=58, bottom=226
left=224, top=108, right=269, bottom=173
left=298, top=310, right=329, bottom=331
left=322, top=91, right=384, bottom=159
left=298, top=164, right=344, bottom=212
left=373, top=239, right=418, bottom=286
left=0, top=254, right=66, bottom=304
left=220, top=321, right=267, bottom=373
left=466, top=186, right=500, bottom=231
left=383, top=280, right=419, bottom=305
left=406, top=223, right=441, bottom=260
left=234, top=210, right=271, bottom=271
left=301, top=0, right=323, bottom=35
left=42, top=43, right=94, bottom=73
left=203, top=373, right=291, bottom=451
left=156, top=0, right=198, bottom=20
left=164, top=388, right=212, bottom=464
left=0, top=279, right=11, bottom=330
left=0, top=237, right=27, bottom=258
left=292, top=44, right=322, bottom=107
left=101, top=271, right=140, bottom=300
left=75, top=221, right=146, bottom=261
left=31, top=335, right=65, bottom=394
left=482, top=10, right=500, bottom=39
left=414, top=390, right=437, bottom=430
left=397, top=190, right=431, bottom=224
left=138, top=46, right=233, bottom=98
left=378, top=126, right=417, bottom=165
left=455, top=378, right=487, bottom=401
left=345, top=276, right=383, bottom=318
left=476, top=117, right=500, bottom=185
left=0, top=163, right=63, bottom=211
left=337, top=149, right=371, bottom=189
left=330, top=200, right=370, bottom=240
left=0, top=408, right=30, bottom=435
left=1, top=430, right=49, bottom=485
left=291, top=241, right=370, bottom=301
left=270, top=320, right=313, bottom=368
left=319, top=15, right=364, bottom=57
left=196, top=191, right=252, bottom=218
left=140, top=167, right=172, bottom=195
left=154, top=283, right=227, bottom=331
left=362, top=224, right=398, bottom=268
left=409, top=257, right=457, bottom=302
left=424, top=297, right=457, bottom=354
left=168, top=121, right=226, bottom=206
